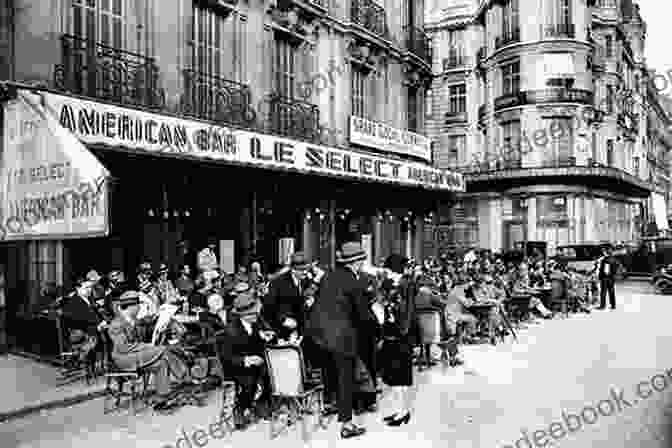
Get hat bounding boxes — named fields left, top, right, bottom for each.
left=86, top=270, right=101, bottom=283
left=290, top=252, right=312, bottom=270
left=78, top=279, right=96, bottom=289
left=231, top=293, right=261, bottom=316
left=139, top=262, right=152, bottom=272
left=417, top=276, right=435, bottom=287
left=113, top=290, right=140, bottom=306
left=158, top=264, right=169, bottom=274
left=203, top=270, right=220, bottom=282
left=233, top=282, right=250, bottom=294
left=108, top=270, right=123, bottom=282
left=336, top=242, right=367, bottom=264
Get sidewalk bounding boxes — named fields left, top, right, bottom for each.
left=0, top=354, right=106, bottom=423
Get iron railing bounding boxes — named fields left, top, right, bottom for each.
left=180, top=69, right=253, bottom=127
left=266, top=94, right=320, bottom=143
left=495, top=27, right=520, bottom=49
left=541, top=23, right=575, bottom=38
left=351, top=0, right=387, bottom=38
left=54, top=34, right=165, bottom=109
left=445, top=111, right=468, bottom=124
left=442, top=49, right=466, bottom=70
left=404, top=26, right=431, bottom=65
left=494, top=88, right=594, bottom=111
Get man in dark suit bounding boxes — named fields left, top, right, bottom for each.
left=598, top=247, right=617, bottom=310
left=216, top=293, right=275, bottom=429
left=61, top=278, right=107, bottom=364
left=306, top=242, right=370, bottom=439
left=263, top=252, right=312, bottom=340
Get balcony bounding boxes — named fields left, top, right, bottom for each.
left=541, top=23, right=575, bottom=39
left=404, top=26, right=431, bottom=66
left=54, top=34, right=165, bottom=109
left=618, top=111, right=639, bottom=137
left=462, top=161, right=652, bottom=197
left=494, top=88, right=594, bottom=111
left=196, top=0, right=238, bottom=18
left=180, top=69, right=252, bottom=127
left=351, top=0, right=387, bottom=39
left=442, top=50, right=466, bottom=70
left=266, top=94, right=320, bottom=143
left=494, top=28, right=520, bottom=50
left=445, top=111, right=468, bottom=124
left=274, top=0, right=328, bottom=20
left=478, top=104, right=488, bottom=124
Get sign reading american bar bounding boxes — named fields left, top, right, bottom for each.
left=348, top=115, right=431, bottom=162
left=41, top=92, right=463, bottom=191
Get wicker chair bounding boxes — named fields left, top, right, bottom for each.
left=416, top=309, right=458, bottom=370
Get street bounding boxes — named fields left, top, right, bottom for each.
left=1, top=280, right=671, bottom=448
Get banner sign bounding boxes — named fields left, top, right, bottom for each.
left=348, top=115, right=432, bottom=162
left=1, top=92, right=109, bottom=241
left=40, top=92, right=462, bottom=191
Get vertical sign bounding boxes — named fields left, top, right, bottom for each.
left=278, top=238, right=295, bottom=266
left=361, top=234, right=373, bottom=266
left=219, top=240, right=235, bottom=274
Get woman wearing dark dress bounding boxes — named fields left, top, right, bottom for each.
left=379, top=255, right=417, bottom=426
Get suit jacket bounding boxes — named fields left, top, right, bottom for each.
left=107, top=316, right=166, bottom=370
left=306, top=266, right=370, bottom=358
left=216, top=318, right=270, bottom=375
left=263, top=271, right=307, bottom=337
left=598, top=256, right=617, bottom=280
left=61, top=294, right=104, bottom=335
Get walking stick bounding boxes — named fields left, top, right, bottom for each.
left=499, top=306, right=518, bottom=342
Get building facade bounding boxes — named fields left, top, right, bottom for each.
left=426, top=0, right=671, bottom=254
left=0, top=0, right=463, bottom=357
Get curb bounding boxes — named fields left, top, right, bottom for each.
left=0, top=388, right=107, bottom=424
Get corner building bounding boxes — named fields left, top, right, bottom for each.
left=425, top=0, right=671, bottom=253
left=0, top=0, right=463, bottom=358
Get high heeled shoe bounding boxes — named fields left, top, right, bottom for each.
left=340, top=423, right=366, bottom=439
left=386, top=411, right=410, bottom=426
left=383, top=413, right=398, bottom=422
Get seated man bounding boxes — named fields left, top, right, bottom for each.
left=199, top=293, right=227, bottom=336
left=107, top=291, right=189, bottom=409
left=511, top=268, right=552, bottom=319
left=443, top=275, right=479, bottom=342
left=216, top=292, right=276, bottom=428
left=466, top=275, right=504, bottom=342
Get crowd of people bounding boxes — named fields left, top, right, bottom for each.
left=51, top=241, right=621, bottom=439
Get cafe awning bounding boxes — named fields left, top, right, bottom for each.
left=0, top=90, right=110, bottom=240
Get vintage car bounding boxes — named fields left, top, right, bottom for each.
left=553, top=242, right=626, bottom=278
left=619, top=237, right=672, bottom=276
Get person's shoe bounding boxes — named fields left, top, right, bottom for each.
left=449, top=357, right=464, bottom=367
left=383, top=413, right=398, bottom=422
left=386, top=412, right=411, bottom=426
left=340, top=423, right=366, bottom=439
left=322, top=405, right=338, bottom=417
left=597, top=306, right=606, bottom=310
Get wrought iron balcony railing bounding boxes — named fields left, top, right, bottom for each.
left=445, top=111, right=468, bottom=124
left=476, top=47, right=486, bottom=63
left=442, top=50, right=466, bottom=70
left=54, top=34, right=165, bottom=109
left=266, top=94, right=320, bottom=143
left=495, top=27, right=520, bottom=49
left=541, top=23, right=575, bottom=38
left=351, top=0, right=387, bottom=38
left=180, top=69, right=253, bottom=127
left=404, top=26, right=431, bottom=65
left=494, top=88, right=594, bottom=111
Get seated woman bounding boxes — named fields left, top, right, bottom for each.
left=107, top=291, right=190, bottom=409
left=216, top=292, right=276, bottom=429
left=511, top=267, right=552, bottom=319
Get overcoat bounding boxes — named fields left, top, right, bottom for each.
left=107, top=316, right=166, bottom=370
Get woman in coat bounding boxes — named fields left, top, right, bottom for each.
left=379, top=254, right=417, bottom=426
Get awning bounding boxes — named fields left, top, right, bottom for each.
left=0, top=90, right=110, bottom=240
left=652, top=193, right=669, bottom=231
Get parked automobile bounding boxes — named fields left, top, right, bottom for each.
left=618, top=237, right=672, bottom=276
left=553, top=242, right=626, bottom=279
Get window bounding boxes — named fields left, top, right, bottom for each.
left=407, top=86, right=418, bottom=132
left=446, top=29, right=465, bottom=64
left=426, top=89, right=433, bottom=117
left=605, top=35, right=613, bottom=58
left=502, top=121, right=522, bottom=165
left=558, top=0, right=571, bottom=26
left=275, top=37, right=297, bottom=98
left=634, top=156, right=640, bottom=176
left=606, top=139, right=614, bottom=166
left=448, top=84, right=466, bottom=114
left=435, top=135, right=464, bottom=169
left=193, top=4, right=234, bottom=79
left=501, top=60, right=520, bottom=95
left=72, top=0, right=124, bottom=47
left=606, top=85, right=614, bottom=114
left=351, top=65, right=367, bottom=117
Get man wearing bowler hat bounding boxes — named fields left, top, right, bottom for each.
left=306, top=242, right=370, bottom=439
left=263, top=252, right=313, bottom=340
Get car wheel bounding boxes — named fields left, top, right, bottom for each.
left=616, top=264, right=627, bottom=281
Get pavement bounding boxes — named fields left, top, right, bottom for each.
left=1, top=280, right=672, bottom=448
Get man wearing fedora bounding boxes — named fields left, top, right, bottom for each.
left=306, top=241, right=371, bottom=439
left=107, top=290, right=189, bottom=409
left=262, top=252, right=312, bottom=341
left=217, top=292, right=276, bottom=428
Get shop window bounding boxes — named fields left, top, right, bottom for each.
left=72, top=0, right=125, bottom=48
left=448, top=84, right=466, bottom=114
left=352, top=65, right=367, bottom=117
left=501, top=60, right=520, bottom=96
left=192, top=2, right=235, bottom=79
left=29, top=241, right=59, bottom=310
left=408, top=86, right=418, bottom=133
left=502, top=0, right=519, bottom=38
left=275, top=37, right=297, bottom=99
left=605, top=35, right=613, bottom=58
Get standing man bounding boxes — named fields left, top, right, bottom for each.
left=598, top=247, right=617, bottom=310
left=306, top=242, right=370, bottom=439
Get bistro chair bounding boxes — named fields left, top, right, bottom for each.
left=264, top=344, right=326, bottom=440
left=549, top=276, right=570, bottom=318
left=415, top=309, right=458, bottom=370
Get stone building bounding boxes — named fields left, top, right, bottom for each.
left=426, top=0, right=671, bottom=254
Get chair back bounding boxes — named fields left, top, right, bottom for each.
left=264, top=345, right=306, bottom=397
left=416, top=309, right=443, bottom=344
